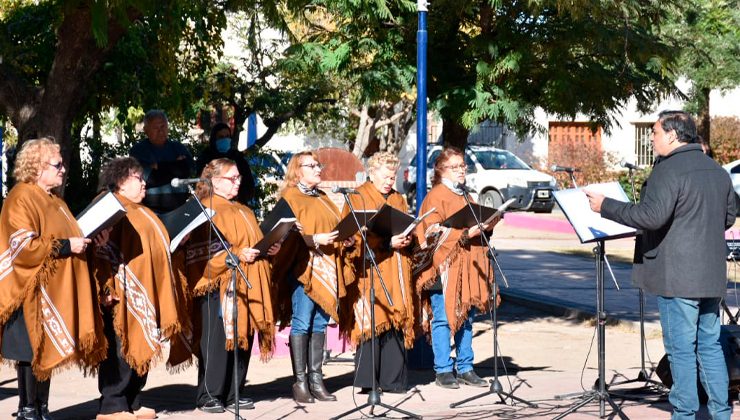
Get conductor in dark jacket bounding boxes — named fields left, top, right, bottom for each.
left=586, top=110, right=737, bottom=420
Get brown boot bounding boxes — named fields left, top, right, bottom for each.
left=289, top=335, right=315, bottom=403
left=308, top=332, right=337, bottom=401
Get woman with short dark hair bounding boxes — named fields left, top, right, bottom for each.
left=91, top=156, right=188, bottom=420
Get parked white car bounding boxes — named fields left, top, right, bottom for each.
left=401, top=145, right=557, bottom=212
left=723, top=159, right=740, bottom=203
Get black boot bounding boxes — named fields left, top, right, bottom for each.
left=308, top=332, right=336, bottom=401
left=35, top=379, right=52, bottom=420
left=17, top=363, right=40, bottom=420
left=289, top=335, right=314, bottom=403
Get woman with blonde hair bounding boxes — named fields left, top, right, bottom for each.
left=272, top=151, right=353, bottom=403
left=341, top=151, right=415, bottom=394
left=186, top=158, right=278, bottom=413
left=0, top=138, right=105, bottom=419
left=414, top=147, right=496, bottom=389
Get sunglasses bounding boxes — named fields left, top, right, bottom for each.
left=46, top=161, right=64, bottom=171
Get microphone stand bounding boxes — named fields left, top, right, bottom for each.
left=330, top=192, right=420, bottom=420
left=187, top=185, right=252, bottom=420
left=449, top=187, right=537, bottom=409
left=608, top=167, right=666, bottom=396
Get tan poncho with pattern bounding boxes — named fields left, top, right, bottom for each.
left=339, top=182, right=416, bottom=348
left=185, top=195, right=275, bottom=359
left=92, top=194, right=190, bottom=375
left=272, top=186, right=351, bottom=328
left=413, top=183, right=492, bottom=334
left=0, top=183, right=106, bottom=380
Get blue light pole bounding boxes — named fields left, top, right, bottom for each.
left=415, top=0, right=428, bottom=215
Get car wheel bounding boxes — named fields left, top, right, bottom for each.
left=481, top=191, right=503, bottom=208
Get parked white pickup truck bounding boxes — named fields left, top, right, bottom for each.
left=401, top=145, right=557, bottom=213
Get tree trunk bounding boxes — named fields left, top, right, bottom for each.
left=0, top=6, right=139, bottom=196
left=442, top=118, right=469, bottom=150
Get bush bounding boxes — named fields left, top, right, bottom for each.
left=708, top=116, right=740, bottom=165
left=544, top=139, right=620, bottom=189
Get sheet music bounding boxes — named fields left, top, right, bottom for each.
left=554, top=182, right=636, bottom=243
left=76, top=192, right=126, bottom=238
left=400, top=207, right=436, bottom=237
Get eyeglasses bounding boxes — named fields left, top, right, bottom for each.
left=46, top=161, right=64, bottom=171
left=301, top=163, right=324, bottom=170
left=217, top=175, right=242, bottom=183
left=130, top=174, right=145, bottom=183
left=444, top=164, right=467, bottom=171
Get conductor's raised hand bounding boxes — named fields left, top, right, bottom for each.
left=390, top=233, right=411, bottom=249
left=70, top=237, right=92, bottom=254
left=313, top=231, right=339, bottom=246
left=239, top=247, right=260, bottom=263
left=584, top=190, right=605, bottom=213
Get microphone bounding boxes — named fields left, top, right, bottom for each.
left=550, top=165, right=580, bottom=173
left=171, top=178, right=207, bottom=188
left=620, top=159, right=640, bottom=171
left=454, top=182, right=472, bottom=192
left=331, top=186, right=359, bottom=194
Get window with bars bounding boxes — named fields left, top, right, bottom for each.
left=634, top=123, right=654, bottom=166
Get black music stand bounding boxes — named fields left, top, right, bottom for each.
left=447, top=191, right=537, bottom=410
left=329, top=193, right=421, bottom=420
left=188, top=187, right=253, bottom=420
left=552, top=183, right=636, bottom=419
left=607, top=167, right=667, bottom=397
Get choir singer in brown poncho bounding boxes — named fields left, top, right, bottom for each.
left=413, top=147, right=498, bottom=390
left=0, top=138, right=105, bottom=419
left=91, top=157, right=189, bottom=420
left=340, top=152, right=415, bottom=394
left=186, top=158, right=278, bottom=413
left=271, top=151, right=354, bottom=403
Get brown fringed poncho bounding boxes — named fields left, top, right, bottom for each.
left=413, top=183, right=492, bottom=335
left=92, top=194, right=190, bottom=375
left=272, top=186, right=351, bottom=328
left=185, top=195, right=275, bottom=359
left=340, top=182, right=415, bottom=349
left=0, top=183, right=106, bottom=380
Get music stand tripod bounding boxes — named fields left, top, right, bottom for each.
left=449, top=189, right=538, bottom=409
left=330, top=193, right=421, bottom=420
left=609, top=168, right=665, bottom=395
left=189, top=187, right=253, bottom=420
left=553, top=240, right=627, bottom=420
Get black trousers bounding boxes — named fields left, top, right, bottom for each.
left=196, top=291, right=253, bottom=406
left=98, top=308, right=148, bottom=414
left=353, top=328, right=408, bottom=391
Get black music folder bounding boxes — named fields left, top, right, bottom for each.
left=369, top=205, right=435, bottom=239
left=442, top=198, right=515, bottom=229
left=259, top=198, right=296, bottom=234
left=335, top=210, right=377, bottom=241
left=254, top=218, right=296, bottom=255
left=158, top=198, right=214, bottom=252
left=76, top=192, right=127, bottom=238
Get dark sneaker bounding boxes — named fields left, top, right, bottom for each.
left=226, top=397, right=255, bottom=410
left=197, top=398, right=225, bottom=414
left=435, top=372, right=460, bottom=389
left=458, top=370, right=488, bottom=387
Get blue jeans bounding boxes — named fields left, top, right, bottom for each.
left=290, top=283, right=330, bottom=336
left=429, top=290, right=475, bottom=374
left=657, top=296, right=731, bottom=420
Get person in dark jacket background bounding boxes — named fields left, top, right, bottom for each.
left=586, top=110, right=737, bottom=420
left=195, top=122, right=256, bottom=205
